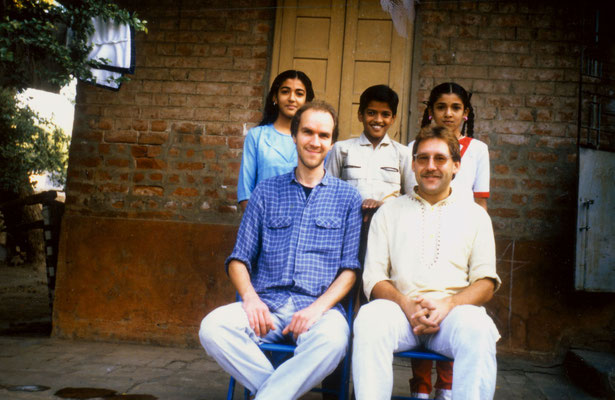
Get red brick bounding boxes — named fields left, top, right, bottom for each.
left=527, top=96, right=555, bottom=108
left=528, top=152, right=558, bottom=162
left=151, top=120, right=168, bottom=132
left=136, top=158, right=166, bottom=169
left=453, top=38, right=490, bottom=52
left=105, top=131, right=138, bottom=144
left=71, top=157, right=101, bottom=168
left=493, top=121, right=532, bottom=135
left=148, top=147, right=162, bottom=158
left=494, top=164, right=510, bottom=174
left=490, top=208, right=520, bottom=218
left=422, top=38, right=449, bottom=51
left=134, top=185, right=164, bottom=196
left=526, top=69, right=564, bottom=81
left=68, top=182, right=95, bottom=194
left=526, top=209, right=550, bottom=219
left=173, top=187, right=199, bottom=197
left=163, top=81, right=197, bottom=94
left=512, top=194, right=528, bottom=205
left=176, top=162, right=204, bottom=171
left=99, top=183, right=128, bottom=193
left=498, top=134, right=530, bottom=146
left=106, top=158, right=131, bottom=168
left=446, top=65, right=488, bottom=78
left=143, top=81, right=162, bottom=93
left=491, top=14, right=527, bottom=27
left=229, top=110, right=261, bottom=123
left=489, top=67, right=526, bottom=80
left=139, top=133, right=169, bottom=145
left=521, top=179, right=555, bottom=189
left=492, top=41, right=530, bottom=54
left=536, top=109, right=553, bottom=121
left=217, top=204, right=238, bottom=214
left=131, top=146, right=149, bottom=158
left=536, top=137, right=575, bottom=148
left=492, top=178, right=516, bottom=188
left=228, top=137, right=244, bottom=149
left=133, top=173, right=145, bottom=183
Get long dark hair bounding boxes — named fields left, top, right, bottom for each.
left=259, top=70, right=315, bottom=126
left=421, top=82, right=475, bottom=137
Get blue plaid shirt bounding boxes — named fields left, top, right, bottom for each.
left=226, top=170, right=362, bottom=313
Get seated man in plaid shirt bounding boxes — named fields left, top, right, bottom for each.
left=199, top=101, right=362, bottom=400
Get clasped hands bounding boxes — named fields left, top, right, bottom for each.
left=404, top=295, right=454, bottom=335
left=242, top=293, right=324, bottom=340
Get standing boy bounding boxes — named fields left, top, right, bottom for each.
left=326, top=84, right=413, bottom=213
left=325, top=84, right=413, bottom=282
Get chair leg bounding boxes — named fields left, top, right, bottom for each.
left=227, top=376, right=236, bottom=400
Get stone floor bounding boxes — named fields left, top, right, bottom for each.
left=0, top=336, right=603, bottom=400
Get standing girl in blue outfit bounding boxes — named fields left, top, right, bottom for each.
left=237, top=70, right=315, bottom=210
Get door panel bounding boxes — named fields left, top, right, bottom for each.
left=271, top=0, right=413, bottom=142
left=272, top=0, right=345, bottom=106
left=575, top=147, right=615, bottom=292
left=338, top=0, right=412, bottom=141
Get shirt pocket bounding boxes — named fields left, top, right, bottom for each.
left=341, top=151, right=365, bottom=181
left=378, top=166, right=401, bottom=185
left=262, top=215, right=293, bottom=256
left=310, top=216, right=343, bottom=253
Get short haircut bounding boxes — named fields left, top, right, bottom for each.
left=291, top=101, right=339, bottom=143
left=358, top=84, right=399, bottom=116
left=412, top=126, right=461, bottom=163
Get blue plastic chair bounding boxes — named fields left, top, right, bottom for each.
left=391, top=349, right=453, bottom=400
left=226, top=292, right=355, bottom=400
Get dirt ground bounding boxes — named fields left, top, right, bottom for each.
left=0, top=261, right=52, bottom=335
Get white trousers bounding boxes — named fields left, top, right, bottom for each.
left=352, top=299, right=500, bottom=400
left=199, top=299, right=349, bottom=400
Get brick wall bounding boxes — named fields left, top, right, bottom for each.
left=414, top=1, right=580, bottom=240
left=56, top=0, right=615, bottom=353
left=413, top=1, right=615, bottom=355
left=66, top=0, right=276, bottom=224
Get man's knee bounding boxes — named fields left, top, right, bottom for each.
left=198, top=305, right=236, bottom=351
left=448, top=305, right=499, bottom=351
left=306, top=310, right=349, bottom=353
left=353, top=300, right=396, bottom=342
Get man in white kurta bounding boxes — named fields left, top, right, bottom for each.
left=352, top=126, right=501, bottom=400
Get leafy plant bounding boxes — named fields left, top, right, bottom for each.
left=1, top=0, right=147, bottom=91
left=0, top=0, right=146, bottom=194
left=0, top=88, right=69, bottom=192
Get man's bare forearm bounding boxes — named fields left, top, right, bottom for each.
left=449, top=278, right=495, bottom=308
left=309, top=269, right=356, bottom=314
left=228, top=260, right=257, bottom=299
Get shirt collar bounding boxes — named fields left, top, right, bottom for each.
left=290, top=168, right=333, bottom=186
left=410, top=186, right=457, bottom=207
left=358, top=132, right=391, bottom=147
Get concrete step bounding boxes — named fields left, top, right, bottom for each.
left=564, top=349, right=615, bottom=399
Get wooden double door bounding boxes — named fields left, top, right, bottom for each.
left=270, top=0, right=414, bottom=142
